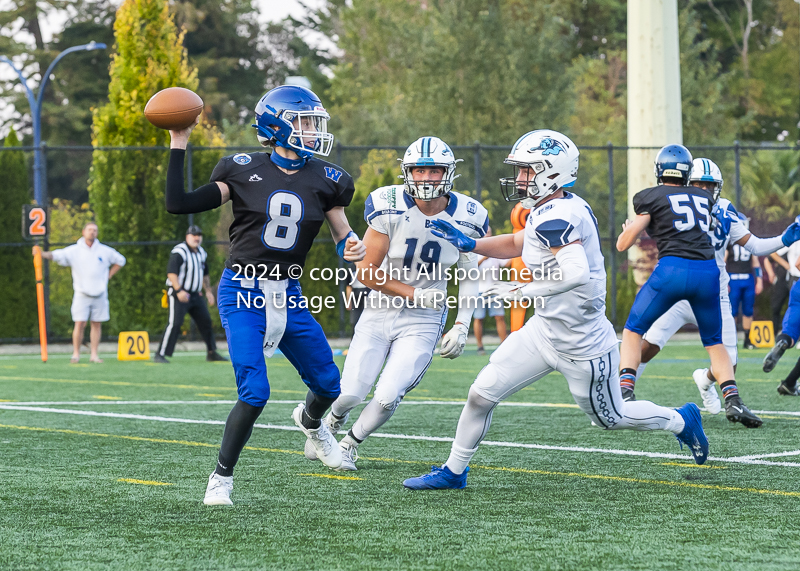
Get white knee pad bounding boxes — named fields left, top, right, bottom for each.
left=467, top=385, right=498, bottom=413
left=334, top=394, right=363, bottom=415
left=373, top=384, right=403, bottom=411
left=471, top=364, right=502, bottom=403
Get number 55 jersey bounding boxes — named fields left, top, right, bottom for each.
left=211, top=152, right=355, bottom=279
left=632, top=184, right=715, bottom=260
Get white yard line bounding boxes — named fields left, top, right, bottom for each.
left=2, top=403, right=800, bottom=468
left=726, top=450, right=800, bottom=461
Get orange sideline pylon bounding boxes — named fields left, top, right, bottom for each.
left=509, top=203, right=531, bottom=332
left=32, top=245, right=48, bottom=362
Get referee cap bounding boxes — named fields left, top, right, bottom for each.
left=186, top=225, right=203, bottom=236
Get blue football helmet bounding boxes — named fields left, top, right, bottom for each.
left=654, top=144, right=693, bottom=185
left=253, top=85, right=334, bottom=159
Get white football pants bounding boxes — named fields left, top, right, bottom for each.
left=444, top=318, right=683, bottom=474
left=332, top=304, right=447, bottom=442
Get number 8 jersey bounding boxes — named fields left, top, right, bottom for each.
left=211, top=152, right=355, bottom=279
left=633, top=184, right=715, bottom=260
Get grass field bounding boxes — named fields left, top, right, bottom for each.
left=2, top=342, right=800, bottom=570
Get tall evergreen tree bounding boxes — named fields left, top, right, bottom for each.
left=88, top=0, right=224, bottom=333
left=0, top=129, right=37, bottom=338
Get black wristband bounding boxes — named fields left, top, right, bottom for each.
left=166, top=149, right=223, bottom=214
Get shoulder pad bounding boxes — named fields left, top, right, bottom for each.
left=449, top=192, right=489, bottom=237
left=364, top=185, right=409, bottom=224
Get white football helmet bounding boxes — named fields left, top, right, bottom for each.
left=500, top=130, right=580, bottom=207
left=689, top=158, right=724, bottom=203
left=401, top=136, right=461, bottom=200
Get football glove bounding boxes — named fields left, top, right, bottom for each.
left=481, top=282, right=527, bottom=302
left=781, top=216, right=800, bottom=247
left=440, top=323, right=468, bottom=359
left=413, top=288, right=447, bottom=309
left=429, top=219, right=476, bottom=252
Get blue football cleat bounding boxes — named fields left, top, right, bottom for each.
left=675, top=402, right=709, bottom=465
left=403, top=465, right=469, bottom=490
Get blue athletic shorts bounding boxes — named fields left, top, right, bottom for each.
left=729, top=276, right=755, bottom=318
left=217, top=268, right=341, bottom=407
left=625, top=256, right=722, bottom=346
left=473, top=296, right=505, bottom=320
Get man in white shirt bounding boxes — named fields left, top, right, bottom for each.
left=37, top=222, right=126, bottom=363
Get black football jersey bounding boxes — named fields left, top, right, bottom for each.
left=633, top=184, right=715, bottom=260
left=726, top=243, right=753, bottom=274
left=211, top=152, right=355, bottom=279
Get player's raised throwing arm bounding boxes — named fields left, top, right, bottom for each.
left=165, top=117, right=230, bottom=214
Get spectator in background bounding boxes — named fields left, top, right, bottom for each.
left=154, top=225, right=226, bottom=363
left=765, top=251, right=792, bottom=335
left=473, top=228, right=511, bottom=356
left=37, top=222, right=125, bottom=363
left=726, top=222, right=763, bottom=349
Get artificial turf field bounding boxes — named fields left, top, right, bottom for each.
left=1, top=342, right=800, bottom=570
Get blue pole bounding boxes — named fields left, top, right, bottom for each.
left=1, top=42, right=106, bottom=207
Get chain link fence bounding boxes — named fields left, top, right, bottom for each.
left=1, top=142, right=798, bottom=343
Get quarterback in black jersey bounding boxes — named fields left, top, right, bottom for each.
left=165, top=85, right=366, bottom=505
left=616, top=144, right=737, bottom=417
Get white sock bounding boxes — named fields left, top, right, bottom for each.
left=350, top=399, right=395, bottom=441
left=637, top=362, right=648, bottom=380
left=444, top=444, right=478, bottom=475
left=664, top=409, right=686, bottom=434
left=698, top=368, right=714, bottom=390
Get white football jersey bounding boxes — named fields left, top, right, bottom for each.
left=365, top=186, right=488, bottom=291
left=709, top=198, right=750, bottom=298
left=521, top=192, right=617, bottom=360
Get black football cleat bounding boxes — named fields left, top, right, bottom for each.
left=207, top=350, right=229, bottom=362
left=153, top=353, right=170, bottom=364
left=763, top=339, right=789, bottom=373
left=725, top=396, right=763, bottom=428
left=777, top=381, right=800, bottom=396
left=621, top=388, right=636, bottom=402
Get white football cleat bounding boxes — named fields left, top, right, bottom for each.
left=292, top=403, right=342, bottom=469
left=303, top=411, right=349, bottom=461
left=693, top=368, right=721, bottom=415
left=335, top=443, right=359, bottom=472
left=203, top=472, right=233, bottom=506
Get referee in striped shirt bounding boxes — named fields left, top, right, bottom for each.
left=154, top=226, right=227, bottom=363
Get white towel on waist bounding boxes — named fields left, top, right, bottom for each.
left=242, top=277, right=288, bottom=358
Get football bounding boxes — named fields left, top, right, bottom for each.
left=144, top=87, right=204, bottom=130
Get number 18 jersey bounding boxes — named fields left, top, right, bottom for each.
left=633, top=184, right=715, bottom=260
left=211, top=152, right=355, bottom=279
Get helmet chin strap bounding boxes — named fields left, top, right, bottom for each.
left=270, top=148, right=307, bottom=170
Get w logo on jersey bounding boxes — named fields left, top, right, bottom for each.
left=531, top=138, right=565, bottom=156
left=324, top=167, right=343, bottom=182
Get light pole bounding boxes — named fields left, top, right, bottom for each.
left=1, top=42, right=107, bottom=342
left=1, top=41, right=107, bottom=207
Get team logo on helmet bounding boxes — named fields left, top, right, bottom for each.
left=530, top=138, right=565, bottom=156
